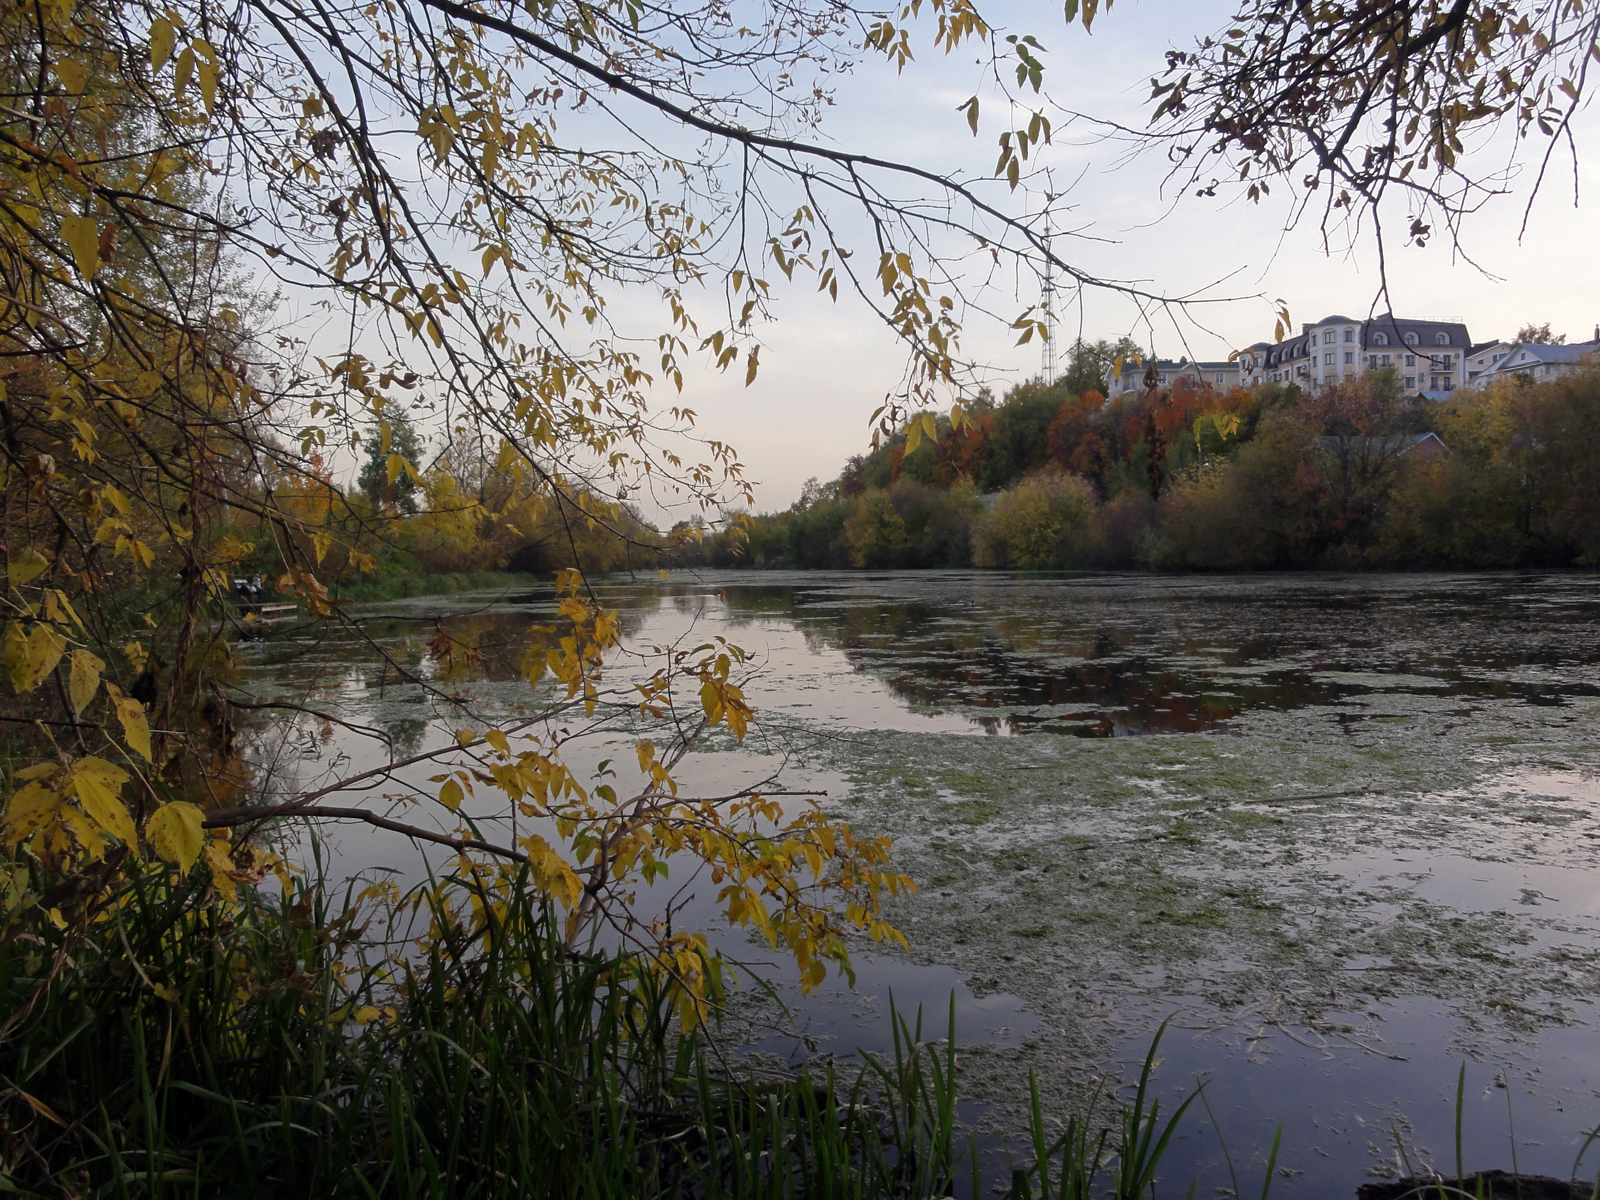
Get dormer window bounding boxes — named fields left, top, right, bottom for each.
left=1404, top=332, right=1419, bottom=346
left=1435, top=332, right=1450, bottom=345
left=1373, top=332, right=1388, bottom=346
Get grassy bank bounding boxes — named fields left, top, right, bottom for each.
left=6, top=854, right=1595, bottom=1197
left=333, top=570, right=544, bottom=603
left=0, top=851, right=1235, bottom=1200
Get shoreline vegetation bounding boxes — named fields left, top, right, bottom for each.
left=676, top=359, right=1600, bottom=575
left=8, top=858, right=1592, bottom=1198
left=220, top=359, right=1600, bottom=603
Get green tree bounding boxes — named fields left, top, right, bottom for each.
left=356, top=410, right=426, bottom=515
left=1060, top=337, right=1146, bottom=398
left=1515, top=322, right=1565, bottom=345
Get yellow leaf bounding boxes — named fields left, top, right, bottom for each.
left=204, top=839, right=240, bottom=901
left=484, top=729, right=510, bottom=755
left=60, top=215, right=100, bottom=278
left=173, top=44, right=195, bottom=97
left=3, top=780, right=61, bottom=847
left=386, top=453, right=408, bottom=485
left=195, top=44, right=217, bottom=112
left=147, top=802, right=205, bottom=872
left=55, top=57, right=89, bottom=94
left=11, top=625, right=67, bottom=694
left=904, top=420, right=923, bottom=456
left=7, top=547, right=49, bottom=587
left=72, top=758, right=136, bottom=847
left=438, top=778, right=464, bottom=811
left=68, top=649, right=103, bottom=716
left=150, top=18, right=175, bottom=70
left=744, top=346, right=760, bottom=387
left=310, top=530, right=332, bottom=565
left=105, top=684, right=152, bottom=760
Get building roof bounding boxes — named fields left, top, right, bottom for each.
left=1111, top=357, right=1239, bottom=376
left=1317, top=433, right=1449, bottom=455
left=1503, top=341, right=1599, bottom=365
left=1365, top=313, right=1471, bottom=345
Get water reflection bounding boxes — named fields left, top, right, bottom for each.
left=232, top=571, right=1600, bottom=747
left=715, top=571, right=1600, bottom=737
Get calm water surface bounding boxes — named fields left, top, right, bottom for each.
left=238, top=570, right=1600, bottom=1196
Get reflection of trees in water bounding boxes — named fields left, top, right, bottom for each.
left=717, top=578, right=1600, bottom=737
left=382, top=715, right=432, bottom=760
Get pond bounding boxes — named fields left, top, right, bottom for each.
left=236, top=569, right=1600, bottom=1197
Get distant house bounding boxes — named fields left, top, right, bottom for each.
left=1462, top=340, right=1599, bottom=390
left=1465, top=340, right=1516, bottom=385
left=1104, top=356, right=1241, bottom=399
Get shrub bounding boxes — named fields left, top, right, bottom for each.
left=972, top=470, right=1100, bottom=568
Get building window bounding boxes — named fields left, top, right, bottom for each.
left=1344, top=351, right=1354, bottom=364
left=1405, top=354, right=1415, bottom=367
left=1405, top=376, right=1415, bottom=388
left=1344, top=329, right=1354, bottom=342
left=1373, top=332, right=1388, bottom=346
left=1324, top=352, right=1335, bottom=365
left=1323, top=331, right=1334, bottom=344
left=1404, top=332, right=1419, bottom=346
left=1435, top=332, right=1450, bottom=345
left=1382, top=355, right=1392, bottom=366
left=1214, top=373, right=1224, bottom=383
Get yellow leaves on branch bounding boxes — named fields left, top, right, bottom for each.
left=3, top=758, right=132, bottom=861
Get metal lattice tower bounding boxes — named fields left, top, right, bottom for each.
left=1040, top=215, right=1058, bottom=384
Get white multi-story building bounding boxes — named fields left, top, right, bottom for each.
left=1236, top=313, right=1473, bottom=396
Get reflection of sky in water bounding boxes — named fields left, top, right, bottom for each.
left=227, top=570, right=1600, bottom=1197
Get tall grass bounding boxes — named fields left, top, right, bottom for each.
left=0, top=856, right=1247, bottom=1199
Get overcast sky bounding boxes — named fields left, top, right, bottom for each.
left=627, top=0, right=1598, bottom=517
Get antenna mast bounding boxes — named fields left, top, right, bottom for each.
left=1041, top=213, right=1058, bottom=384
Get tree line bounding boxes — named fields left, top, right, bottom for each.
left=688, top=357, right=1600, bottom=572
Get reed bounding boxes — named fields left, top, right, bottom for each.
left=0, top=856, right=1234, bottom=1199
